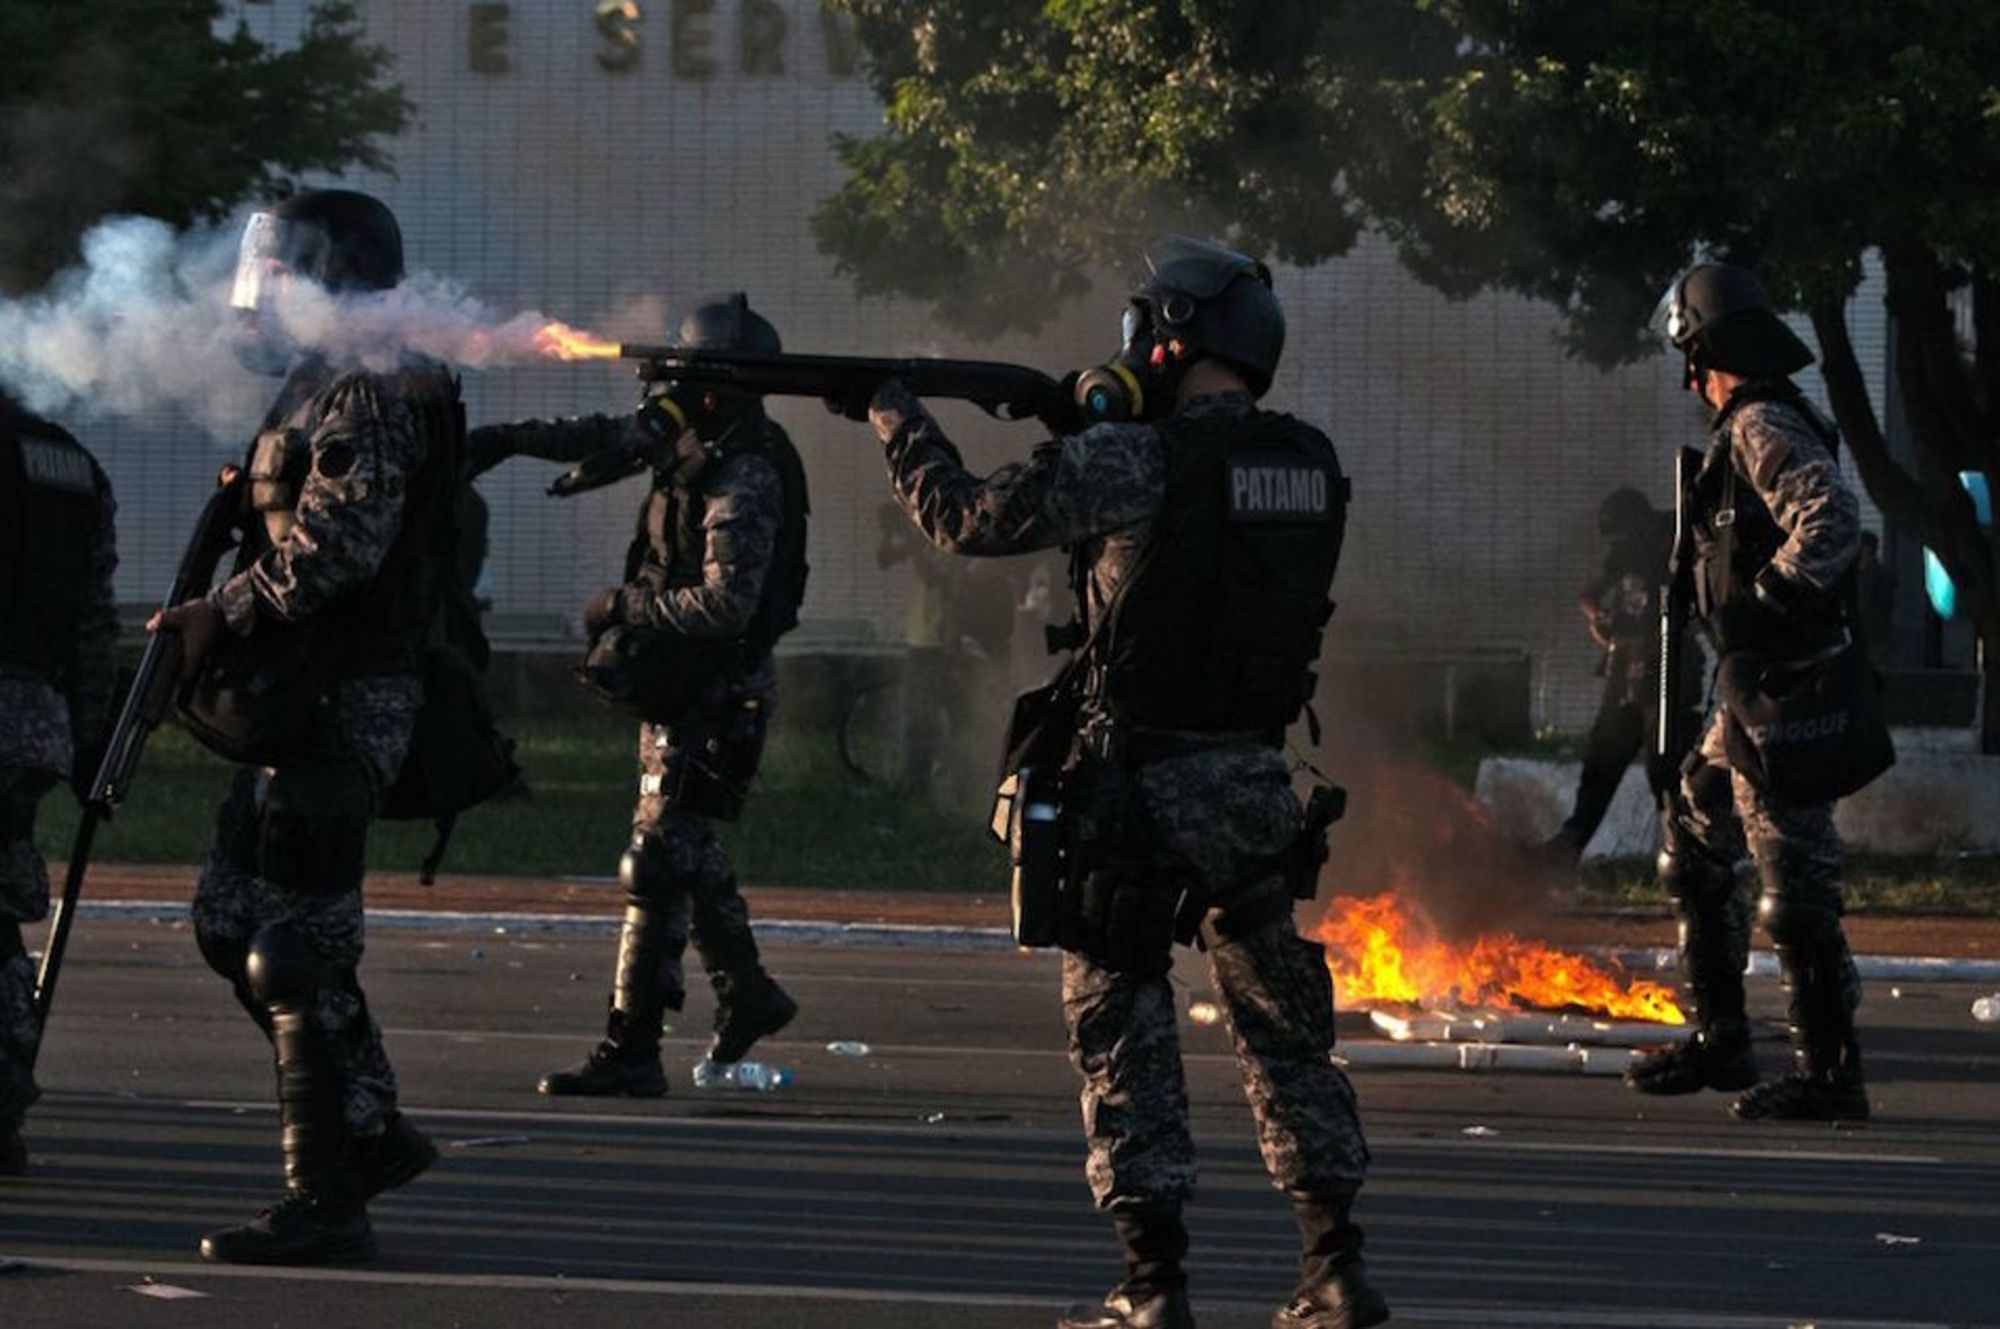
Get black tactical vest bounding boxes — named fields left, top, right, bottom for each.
left=1093, top=409, right=1348, bottom=733
left=0, top=404, right=102, bottom=682
left=232, top=361, right=467, bottom=675
left=1690, top=380, right=1847, bottom=650
left=625, top=416, right=810, bottom=664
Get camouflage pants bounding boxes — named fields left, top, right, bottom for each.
left=1, top=768, right=56, bottom=1134
left=621, top=713, right=760, bottom=1001
left=190, top=678, right=419, bottom=1138
left=1062, top=747, right=1370, bottom=1210
left=1666, top=710, right=1860, bottom=1020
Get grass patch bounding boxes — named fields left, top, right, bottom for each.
left=34, top=714, right=1004, bottom=891
left=1567, top=855, right=2000, bottom=917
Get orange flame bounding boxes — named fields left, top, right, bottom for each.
left=1315, top=892, right=1685, bottom=1025
left=534, top=320, right=622, bottom=361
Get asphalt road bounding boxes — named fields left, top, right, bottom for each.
left=3, top=919, right=1997, bottom=1329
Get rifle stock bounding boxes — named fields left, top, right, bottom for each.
left=33, top=466, right=245, bottom=1034
left=619, top=346, right=1084, bottom=437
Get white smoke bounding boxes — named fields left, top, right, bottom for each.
left=0, top=214, right=591, bottom=440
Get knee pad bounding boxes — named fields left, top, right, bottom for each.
left=245, top=922, right=329, bottom=1008
left=1657, top=835, right=1734, bottom=908
left=619, top=834, right=680, bottom=907
left=0, top=919, right=22, bottom=963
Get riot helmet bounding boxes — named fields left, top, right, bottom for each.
left=229, top=189, right=405, bottom=374
left=1075, top=236, right=1286, bottom=424
left=1654, top=261, right=1814, bottom=391
left=638, top=292, right=783, bottom=445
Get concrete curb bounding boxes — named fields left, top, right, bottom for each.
left=65, top=899, right=2000, bottom=980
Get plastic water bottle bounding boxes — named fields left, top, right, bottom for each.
left=825, top=1041, right=871, bottom=1057
left=1973, top=994, right=2000, bottom=1023
left=692, top=1058, right=791, bottom=1092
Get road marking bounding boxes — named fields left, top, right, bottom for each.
left=148, top=1095, right=1942, bottom=1164
left=0, top=1258, right=1955, bottom=1328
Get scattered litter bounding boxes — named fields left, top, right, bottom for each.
left=1187, top=1001, right=1221, bottom=1026
left=469, top=948, right=486, bottom=963
left=567, top=972, right=583, bottom=982
left=493, top=925, right=509, bottom=936
left=922, top=1111, right=947, bottom=1124
left=692, top=1059, right=788, bottom=1092
left=1461, top=1125, right=1500, bottom=1138
left=447, top=1134, right=532, bottom=1150
left=125, top=1281, right=208, bottom=1300
left=1872, top=1232, right=1922, bottom=1246
left=1889, top=987, right=1902, bottom=999
left=1972, top=994, right=1999, bottom=1023
left=825, top=1041, right=871, bottom=1057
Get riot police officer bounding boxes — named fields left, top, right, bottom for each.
left=1627, top=261, right=1870, bottom=1122
left=152, top=190, right=457, bottom=1260
left=856, top=240, right=1384, bottom=1329
left=469, top=293, right=809, bottom=1096
left=0, top=389, right=118, bottom=1178
left=1544, top=488, right=1696, bottom=863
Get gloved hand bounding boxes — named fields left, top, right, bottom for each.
left=583, top=587, right=626, bottom=638
left=823, top=377, right=882, bottom=423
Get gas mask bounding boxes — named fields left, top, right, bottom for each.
left=1073, top=299, right=1196, bottom=425
left=228, top=212, right=331, bottom=377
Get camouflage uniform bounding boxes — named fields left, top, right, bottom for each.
left=466, top=413, right=795, bottom=1059
left=870, top=379, right=1368, bottom=1210
left=0, top=416, right=118, bottom=1147
left=192, top=360, right=446, bottom=1140
left=1664, top=393, right=1864, bottom=1075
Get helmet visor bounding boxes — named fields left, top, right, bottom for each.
left=1651, top=275, right=1695, bottom=345
left=230, top=212, right=331, bottom=314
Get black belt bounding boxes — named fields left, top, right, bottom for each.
left=1078, top=724, right=1281, bottom=767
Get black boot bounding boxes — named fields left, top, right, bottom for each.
left=1059, top=1204, right=1194, bottom=1329
left=352, top=1110, right=439, bottom=1199
left=708, top=971, right=798, bottom=1066
left=1734, top=937, right=1867, bottom=1122
left=1273, top=1192, right=1390, bottom=1329
left=1629, top=871, right=1757, bottom=1096
left=202, top=983, right=375, bottom=1265
left=540, top=905, right=678, bottom=1097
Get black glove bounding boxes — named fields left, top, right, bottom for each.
left=583, top=587, right=625, bottom=638
left=823, top=377, right=884, bottom=423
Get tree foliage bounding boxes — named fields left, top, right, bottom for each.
left=818, top=0, right=2000, bottom=742
left=0, top=0, right=411, bottom=293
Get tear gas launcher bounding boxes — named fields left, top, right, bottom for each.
left=548, top=347, right=1083, bottom=497
left=32, top=466, right=246, bottom=1040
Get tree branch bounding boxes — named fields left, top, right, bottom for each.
left=1974, top=271, right=2000, bottom=436
left=1811, top=303, right=1928, bottom=533
left=1882, top=239, right=1987, bottom=465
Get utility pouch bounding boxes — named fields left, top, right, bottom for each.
left=1057, top=761, right=1179, bottom=976
left=178, top=620, right=343, bottom=766
left=578, top=624, right=740, bottom=725
left=1716, top=641, right=1894, bottom=802
left=1291, top=782, right=1348, bottom=900
left=993, top=763, right=1065, bottom=947
left=380, top=644, right=523, bottom=880
left=649, top=689, right=769, bottom=821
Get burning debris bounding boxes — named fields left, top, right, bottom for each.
left=1315, top=892, right=1685, bottom=1026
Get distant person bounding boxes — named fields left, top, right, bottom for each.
left=0, top=389, right=118, bottom=1179
left=469, top=294, right=809, bottom=1098
left=1543, top=488, right=1699, bottom=863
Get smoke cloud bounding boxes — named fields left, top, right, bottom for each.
left=0, top=214, right=595, bottom=440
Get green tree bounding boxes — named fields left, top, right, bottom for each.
left=816, top=1, right=2000, bottom=747
left=0, top=0, right=411, bottom=293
